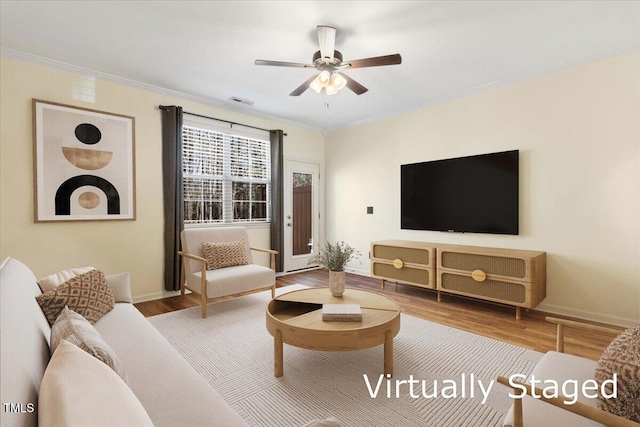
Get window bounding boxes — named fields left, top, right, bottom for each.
left=182, top=122, right=270, bottom=225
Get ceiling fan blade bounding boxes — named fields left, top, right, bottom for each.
left=338, top=73, right=368, bottom=95
left=289, top=74, right=319, bottom=96
left=317, top=25, right=336, bottom=61
left=345, top=54, right=402, bottom=69
left=255, top=59, right=314, bottom=68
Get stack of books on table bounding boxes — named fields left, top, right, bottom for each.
left=322, top=304, right=362, bottom=322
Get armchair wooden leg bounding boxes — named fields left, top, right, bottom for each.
left=180, top=260, right=186, bottom=301
left=271, top=284, right=276, bottom=299
left=200, top=268, right=208, bottom=319
left=201, top=292, right=207, bottom=319
left=512, top=397, right=523, bottom=427
left=180, top=275, right=186, bottom=302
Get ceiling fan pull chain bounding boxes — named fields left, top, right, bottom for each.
left=324, top=91, right=329, bottom=108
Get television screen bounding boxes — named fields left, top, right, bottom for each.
left=401, top=150, right=519, bottom=235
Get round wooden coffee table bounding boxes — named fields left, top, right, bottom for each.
left=266, top=287, right=401, bottom=377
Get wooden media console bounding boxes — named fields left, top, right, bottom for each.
left=371, top=240, right=546, bottom=319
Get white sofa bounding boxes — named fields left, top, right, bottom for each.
left=0, top=257, right=248, bottom=427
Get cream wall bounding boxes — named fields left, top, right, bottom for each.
left=0, top=56, right=325, bottom=301
left=325, top=51, right=640, bottom=327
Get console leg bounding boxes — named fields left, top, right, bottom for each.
left=380, top=279, right=385, bottom=289
left=437, top=290, right=441, bottom=303
left=515, top=306, right=521, bottom=320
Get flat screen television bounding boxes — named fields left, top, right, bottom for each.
left=401, top=150, right=519, bottom=235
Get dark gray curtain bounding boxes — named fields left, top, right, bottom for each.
left=270, top=130, right=284, bottom=272
left=160, top=105, right=184, bottom=291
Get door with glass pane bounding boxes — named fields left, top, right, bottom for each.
left=284, top=160, right=320, bottom=272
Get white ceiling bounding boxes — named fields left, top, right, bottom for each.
left=1, top=1, right=639, bottom=133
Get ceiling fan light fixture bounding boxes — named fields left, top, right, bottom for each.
left=258, top=25, right=400, bottom=98
left=330, top=73, right=347, bottom=91
left=318, top=70, right=331, bottom=85
left=309, top=76, right=323, bottom=93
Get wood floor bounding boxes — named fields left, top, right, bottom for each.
left=135, top=269, right=621, bottom=361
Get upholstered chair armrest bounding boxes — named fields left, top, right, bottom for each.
left=497, top=377, right=640, bottom=427
left=179, top=251, right=207, bottom=277
left=250, top=247, right=278, bottom=271
left=250, top=247, right=278, bottom=254
left=545, top=317, right=623, bottom=353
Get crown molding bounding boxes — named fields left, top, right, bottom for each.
left=325, top=42, right=640, bottom=135
left=3, top=43, right=638, bottom=136
left=0, top=47, right=324, bottom=135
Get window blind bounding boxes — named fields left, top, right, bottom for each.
left=182, top=124, right=270, bottom=225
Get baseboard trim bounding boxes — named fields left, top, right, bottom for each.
left=535, top=302, right=638, bottom=328
left=344, top=268, right=638, bottom=328
left=133, top=290, right=182, bottom=304
left=344, top=266, right=370, bottom=277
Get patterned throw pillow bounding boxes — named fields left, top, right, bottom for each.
left=202, top=239, right=249, bottom=270
left=595, top=325, right=640, bottom=422
left=50, top=307, right=128, bottom=382
left=36, top=269, right=115, bottom=325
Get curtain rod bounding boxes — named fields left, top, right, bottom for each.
left=158, top=105, right=287, bottom=136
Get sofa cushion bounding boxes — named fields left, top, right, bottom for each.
left=189, top=263, right=275, bottom=299
left=105, top=272, right=133, bottom=303
left=93, top=303, right=248, bottom=427
left=38, top=266, right=94, bottom=293
left=36, top=269, right=115, bottom=325
left=202, top=239, right=249, bottom=270
left=39, top=340, right=153, bottom=427
left=595, top=325, right=640, bottom=422
left=50, top=306, right=127, bottom=381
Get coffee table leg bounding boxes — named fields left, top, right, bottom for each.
left=384, top=330, right=393, bottom=377
left=274, top=329, right=283, bottom=377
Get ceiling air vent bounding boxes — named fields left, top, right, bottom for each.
left=229, top=97, right=255, bottom=106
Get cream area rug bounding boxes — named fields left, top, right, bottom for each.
left=148, top=285, right=542, bottom=427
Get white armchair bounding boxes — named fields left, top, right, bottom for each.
left=179, top=227, right=277, bottom=318
left=500, top=317, right=639, bottom=427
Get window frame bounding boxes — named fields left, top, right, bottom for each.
left=182, top=117, right=271, bottom=226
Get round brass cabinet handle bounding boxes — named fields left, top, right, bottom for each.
left=393, top=259, right=404, bottom=269
left=472, top=269, right=487, bottom=282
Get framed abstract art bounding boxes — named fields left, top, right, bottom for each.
left=33, top=99, right=136, bottom=222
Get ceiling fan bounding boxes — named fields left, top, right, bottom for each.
left=255, top=25, right=402, bottom=97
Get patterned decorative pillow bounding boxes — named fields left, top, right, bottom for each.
left=39, top=267, right=133, bottom=303
left=36, top=269, right=115, bottom=325
left=595, top=325, right=640, bottom=422
left=202, top=239, right=249, bottom=270
left=50, top=306, right=128, bottom=382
